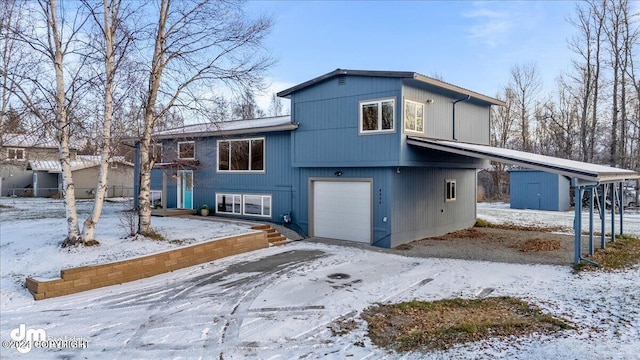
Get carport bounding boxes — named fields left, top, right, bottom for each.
left=407, top=136, right=640, bottom=266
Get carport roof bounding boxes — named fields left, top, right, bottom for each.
left=407, top=136, right=640, bottom=183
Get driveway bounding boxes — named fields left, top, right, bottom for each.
left=1, top=242, right=638, bottom=359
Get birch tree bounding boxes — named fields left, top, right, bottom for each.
left=5, top=0, right=91, bottom=246
left=509, top=63, right=542, bottom=152
left=137, top=0, right=273, bottom=235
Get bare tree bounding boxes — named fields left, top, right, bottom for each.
left=269, top=92, right=283, bottom=117
left=233, top=88, right=264, bottom=120
left=136, top=0, right=273, bottom=234
left=0, top=0, right=26, bottom=134
left=6, top=0, right=92, bottom=246
left=509, top=63, right=542, bottom=152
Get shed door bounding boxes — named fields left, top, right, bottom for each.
left=313, top=181, right=371, bottom=243
left=526, top=183, right=541, bottom=210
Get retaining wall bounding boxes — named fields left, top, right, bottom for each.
left=26, top=231, right=268, bottom=300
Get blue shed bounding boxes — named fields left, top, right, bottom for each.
left=509, top=170, right=570, bottom=211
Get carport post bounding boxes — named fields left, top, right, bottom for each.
left=601, top=184, right=607, bottom=249
left=574, top=184, right=583, bottom=266
left=589, top=186, right=594, bottom=256
left=611, top=183, right=616, bottom=243
left=619, top=182, right=624, bottom=235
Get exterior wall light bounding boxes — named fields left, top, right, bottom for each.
left=334, top=171, right=342, bottom=177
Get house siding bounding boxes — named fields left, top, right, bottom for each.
left=390, top=167, right=477, bottom=247
left=291, top=75, right=403, bottom=167
left=510, top=170, right=570, bottom=211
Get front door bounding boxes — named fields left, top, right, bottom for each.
left=177, top=170, right=193, bottom=209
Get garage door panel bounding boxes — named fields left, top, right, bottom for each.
left=313, top=181, right=371, bottom=243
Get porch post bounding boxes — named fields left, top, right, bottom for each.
left=162, top=171, right=167, bottom=216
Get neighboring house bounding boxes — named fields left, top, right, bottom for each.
left=0, top=133, right=78, bottom=197
left=510, top=170, right=571, bottom=211
left=142, top=69, right=504, bottom=248
left=29, top=155, right=134, bottom=199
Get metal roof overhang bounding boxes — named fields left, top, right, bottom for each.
left=407, top=136, right=640, bottom=183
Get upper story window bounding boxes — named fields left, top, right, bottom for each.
left=217, top=137, right=264, bottom=172
left=151, top=143, right=163, bottom=163
left=178, top=141, right=195, bottom=159
left=7, top=148, right=25, bottom=161
left=359, top=98, right=395, bottom=134
left=404, top=99, right=424, bottom=133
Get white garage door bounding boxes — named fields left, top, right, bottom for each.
left=313, top=181, right=371, bottom=243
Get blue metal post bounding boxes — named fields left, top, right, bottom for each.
left=601, top=184, right=607, bottom=249
left=589, top=186, right=594, bottom=256
left=619, top=182, right=624, bottom=235
left=611, top=183, right=616, bottom=242
left=574, top=185, right=583, bottom=266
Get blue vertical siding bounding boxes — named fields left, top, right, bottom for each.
left=291, top=75, right=403, bottom=167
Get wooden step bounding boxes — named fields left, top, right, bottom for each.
left=251, top=224, right=271, bottom=230
left=268, top=235, right=287, bottom=243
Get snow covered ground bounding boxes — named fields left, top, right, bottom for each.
left=1, top=198, right=639, bottom=359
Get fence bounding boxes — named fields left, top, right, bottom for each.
left=3, top=186, right=134, bottom=199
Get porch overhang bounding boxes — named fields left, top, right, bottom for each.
left=154, top=159, right=200, bottom=170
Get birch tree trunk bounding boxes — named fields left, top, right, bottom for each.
left=47, top=0, right=81, bottom=246
left=81, top=0, right=119, bottom=242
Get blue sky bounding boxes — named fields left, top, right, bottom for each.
left=247, top=0, right=580, bottom=109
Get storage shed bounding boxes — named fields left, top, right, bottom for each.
left=509, top=170, right=570, bottom=211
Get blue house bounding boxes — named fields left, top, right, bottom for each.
left=141, top=69, right=505, bottom=248
left=510, top=170, right=571, bottom=211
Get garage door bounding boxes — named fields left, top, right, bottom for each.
left=313, top=181, right=371, bottom=243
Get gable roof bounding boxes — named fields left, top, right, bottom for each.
left=28, top=155, right=132, bottom=173
left=151, top=116, right=297, bottom=140
left=277, top=69, right=505, bottom=106
left=1, top=133, right=80, bottom=150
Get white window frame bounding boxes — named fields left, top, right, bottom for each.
left=358, top=97, right=395, bottom=134
left=152, top=143, right=163, bottom=163
left=215, top=193, right=271, bottom=218
left=445, top=179, right=457, bottom=202
left=110, top=162, right=118, bottom=169
left=7, top=148, right=25, bottom=161
left=404, top=99, right=425, bottom=133
left=216, top=193, right=242, bottom=214
left=217, top=137, right=265, bottom=173
left=178, top=141, right=195, bottom=159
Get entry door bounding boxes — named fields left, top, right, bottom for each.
left=177, top=170, right=193, bottom=209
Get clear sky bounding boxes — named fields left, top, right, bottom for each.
left=246, top=0, right=582, bottom=110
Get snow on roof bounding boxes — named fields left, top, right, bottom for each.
left=407, top=136, right=640, bottom=183
left=1, top=133, right=81, bottom=149
left=29, top=155, right=131, bottom=173
left=153, top=116, right=295, bottom=139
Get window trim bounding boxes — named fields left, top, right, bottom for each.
left=403, top=98, right=425, bottom=134
left=110, top=162, right=118, bottom=169
left=445, top=179, right=457, bottom=202
left=151, top=143, right=163, bottom=163
left=358, top=97, right=396, bottom=135
left=7, top=148, right=25, bottom=161
left=216, top=137, right=266, bottom=173
left=215, top=192, right=271, bottom=218
left=177, top=141, right=195, bottom=159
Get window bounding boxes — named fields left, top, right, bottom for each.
left=110, top=162, right=118, bottom=169
left=217, top=138, right=264, bottom=172
left=446, top=179, right=457, bottom=202
left=359, top=98, right=395, bottom=134
left=151, top=143, right=163, bottom=163
left=404, top=99, right=424, bottom=133
left=7, top=148, right=25, bottom=161
left=216, top=193, right=242, bottom=214
left=178, top=141, right=195, bottom=159
left=216, top=193, right=271, bottom=217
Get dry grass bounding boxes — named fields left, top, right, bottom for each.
left=520, top=238, right=561, bottom=252
left=474, top=219, right=567, bottom=233
left=430, top=228, right=485, bottom=240
left=574, top=234, right=640, bottom=272
left=361, top=297, right=573, bottom=352
left=140, top=229, right=165, bottom=241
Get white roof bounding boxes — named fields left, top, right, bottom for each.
left=407, top=136, right=640, bottom=183
left=29, top=155, right=131, bottom=173
left=1, top=133, right=81, bottom=149
left=153, top=116, right=295, bottom=138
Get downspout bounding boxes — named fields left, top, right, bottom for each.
left=452, top=95, right=471, bottom=141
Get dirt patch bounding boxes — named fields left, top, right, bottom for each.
left=520, top=238, right=562, bottom=252
left=361, top=297, right=573, bottom=352
left=394, top=227, right=578, bottom=265
left=328, top=318, right=359, bottom=336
